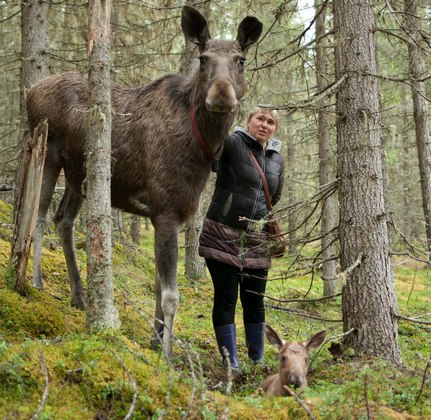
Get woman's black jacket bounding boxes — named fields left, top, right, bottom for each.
left=205, top=127, right=284, bottom=231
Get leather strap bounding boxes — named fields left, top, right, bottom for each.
left=248, top=148, right=273, bottom=211
left=190, top=107, right=216, bottom=161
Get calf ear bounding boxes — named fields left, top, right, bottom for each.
left=265, top=324, right=285, bottom=348
left=305, top=330, right=326, bottom=351
left=181, top=6, right=211, bottom=53
left=236, top=16, right=263, bottom=52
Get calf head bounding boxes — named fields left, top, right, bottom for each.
left=265, top=324, right=326, bottom=390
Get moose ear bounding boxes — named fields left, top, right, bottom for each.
left=265, top=324, right=285, bottom=349
left=305, top=330, right=326, bottom=351
left=181, top=6, right=211, bottom=53
left=236, top=16, right=263, bottom=52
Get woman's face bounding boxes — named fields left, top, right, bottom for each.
left=247, top=111, right=277, bottom=146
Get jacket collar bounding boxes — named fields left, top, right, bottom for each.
left=232, top=126, right=281, bottom=153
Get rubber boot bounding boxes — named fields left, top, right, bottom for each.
left=214, top=324, right=239, bottom=370
left=245, top=322, right=265, bottom=363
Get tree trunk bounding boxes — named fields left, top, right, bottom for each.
left=184, top=197, right=206, bottom=281
left=86, top=0, right=120, bottom=331
left=286, top=125, right=297, bottom=254
left=20, top=0, right=50, bottom=124
left=182, top=0, right=208, bottom=281
left=334, top=0, right=401, bottom=363
left=15, top=0, right=50, bottom=222
left=130, top=214, right=141, bottom=244
left=11, top=120, right=48, bottom=294
left=315, top=0, right=338, bottom=296
left=404, top=0, right=431, bottom=259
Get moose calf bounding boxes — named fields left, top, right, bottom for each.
left=261, top=324, right=326, bottom=396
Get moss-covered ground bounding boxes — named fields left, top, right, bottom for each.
left=0, top=199, right=430, bottom=419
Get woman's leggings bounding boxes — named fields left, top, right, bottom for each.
left=205, top=258, right=268, bottom=327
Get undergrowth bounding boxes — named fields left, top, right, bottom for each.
left=0, top=199, right=430, bottom=419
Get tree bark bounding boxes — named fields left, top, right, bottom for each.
left=86, top=0, right=120, bottom=331
left=334, top=0, right=401, bottom=363
left=404, top=0, right=431, bottom=259
left=315, top=0, right=338, bottom=296
left=182, top=0, right=208, bottom=281
left=130, top=214, right=141, bottom=244
left=15, top=0, right=50, bottom=223
left=11, top=120, right=48, bottom=294
left=20, top=0, right=50, bottom=123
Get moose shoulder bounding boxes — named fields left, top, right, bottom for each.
left=26, top=6, right=263, bottom=356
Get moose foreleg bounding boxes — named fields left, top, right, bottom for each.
left=152, top=217, right=180, bottom=356
left=150, top=268, right=164, bottom=349
left=53, top=184, right=86, bottom=309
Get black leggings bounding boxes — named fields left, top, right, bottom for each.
left=205, top=258, right=268, bottom=327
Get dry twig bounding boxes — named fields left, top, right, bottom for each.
left=106, top=346, right=138, bottom=420
left=416, top=354, right=431, bottom=403
left=31, top=341, right=50, bottom=420
left=283, top=385, right=316, bottom=419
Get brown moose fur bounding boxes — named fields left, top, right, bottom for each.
left=26, top=6, right=263, bottom=355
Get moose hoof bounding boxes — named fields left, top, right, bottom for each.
left=71, top=295, right=87, bottom=310
left=150, top=333, right=163, bottom=351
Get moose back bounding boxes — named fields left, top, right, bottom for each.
left=26, top=6, right=263, bottom=355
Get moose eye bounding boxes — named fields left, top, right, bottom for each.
left=237, top=57, right=246, bottom=70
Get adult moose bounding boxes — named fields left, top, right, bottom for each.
left=26, top=6, right=263, bottom=356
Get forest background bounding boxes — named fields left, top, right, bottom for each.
left=0, top=0, right=430, bottom=418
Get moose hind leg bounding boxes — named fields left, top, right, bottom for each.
left=152, top=217, right=180, bottom=356
left=54, top=184, right=85, bottom=309
left=33, top=163, right=61, bottom=289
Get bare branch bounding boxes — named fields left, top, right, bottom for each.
left=31, top=342, right=50, bottom=420
left=106, top=346, right=138, bottom=420
left=278, top=74, right=348, bottom=115
left=396, top=314, right=431, bottom=325
left=364, top=374, right=372, bottom=420
left=268, top=305, right=343, bottom=323
left=336, top=253, right=363, bottom=284
left=247, top=290, right=341, bottom=303
left=283, top=385, right=316, bottom=419
left=252, top=30, right=334, bottom=72
left=416, top=354, right=431, bottom=403
left=310, top=328, right=356, bottom=368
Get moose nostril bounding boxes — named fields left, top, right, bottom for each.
left=289, top=375, right=303, bottom=389
left=206, top=77, right=238, bottom=113
left=293, top=380, right=301, bottom=389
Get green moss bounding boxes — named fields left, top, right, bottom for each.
left=0, top=286, right=67, bottom=340
left=0, top=199, right=430, bottom=418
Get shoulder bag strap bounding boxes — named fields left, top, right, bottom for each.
left=248, top=148, right=273, bottom=211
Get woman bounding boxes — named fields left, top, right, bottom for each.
left=199, top=106, right=284, bottom=369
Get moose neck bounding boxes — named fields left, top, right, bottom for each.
left=194, top=105, right=235, bottom=155
left=186, top=67, right=238, bottom=157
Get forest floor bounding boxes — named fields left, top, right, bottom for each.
left=0, top=199, right=430, bottom=419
